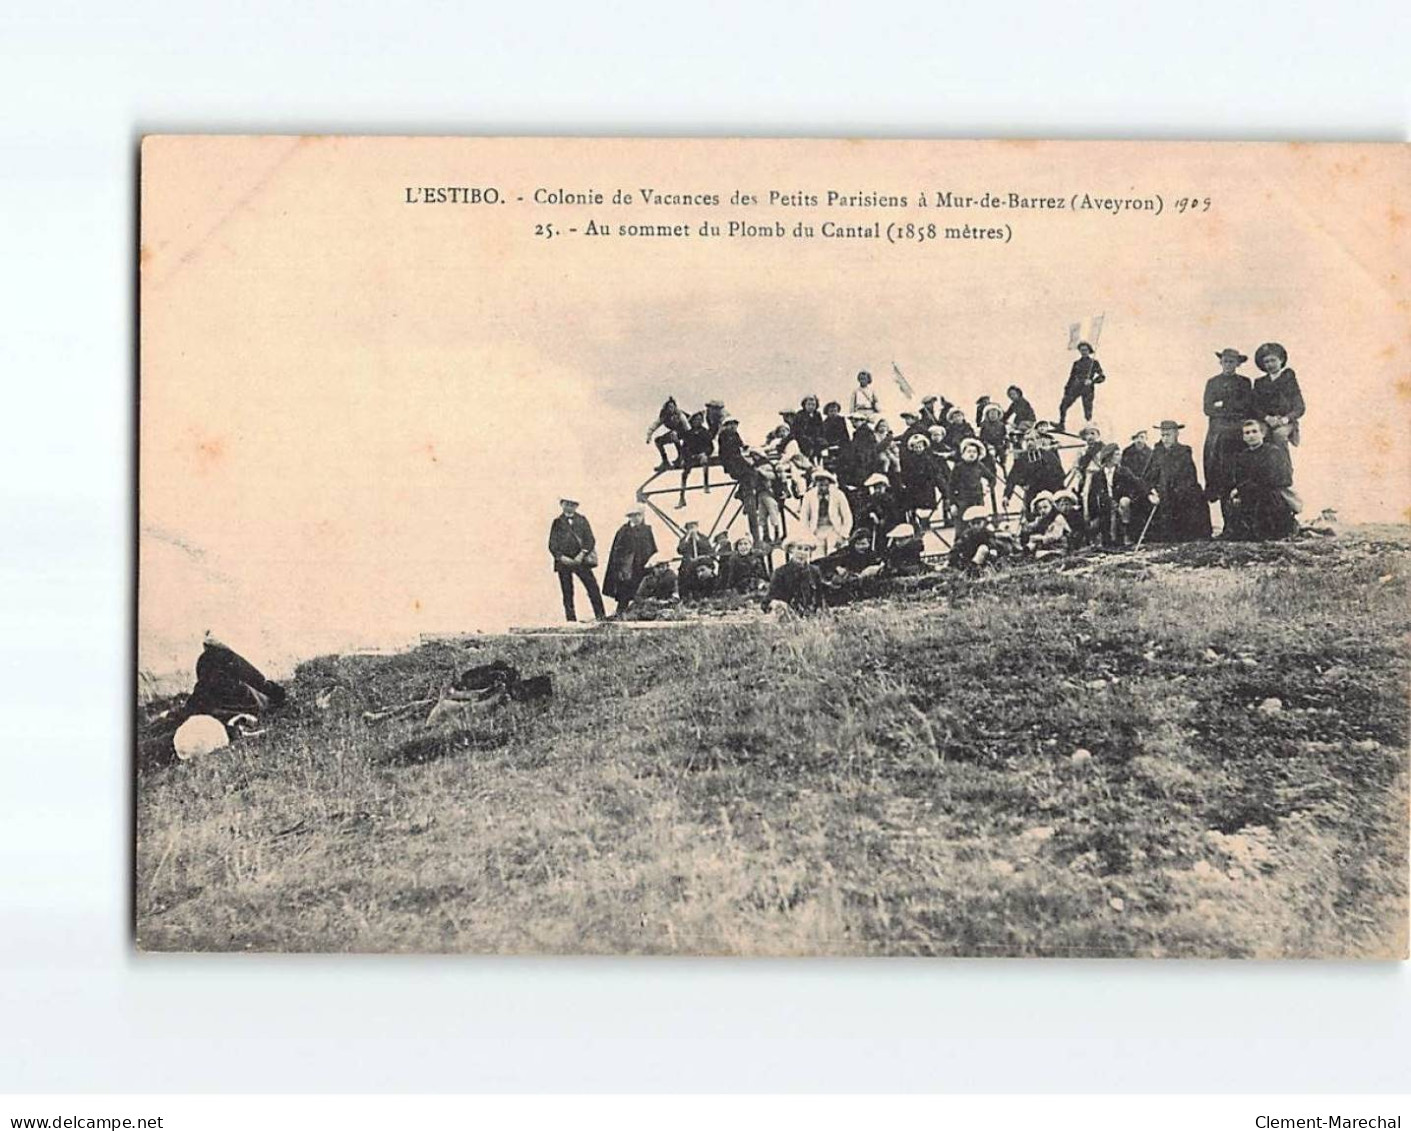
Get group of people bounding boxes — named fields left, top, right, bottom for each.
left=550, top=340, right=1306, bottom=620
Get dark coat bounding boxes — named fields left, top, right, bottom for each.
left=942, top=419, right=977, bottom=452
left=677, top=530, right=712, bottom=561
left=680, top=422, right=713, bottom=462
left=838, top=425, right=878, bottom=487
left=1079, top=465, right=1146, bottom=545
left=548, top=513, right=597, bottom=570
left=1252, top=369, right=1306, bottom=446
left=1144, top=441, right=1211, bottom=541
left=1005, top=449, right=1065, bottom=507
left=717, top=428, right=751, bottom=480
left=1064, top=355, right=1105, bottom=394
left=793, top=408, right=825, bottom=458
left=1120, top=441, right=1155, bottom=480
left=858, top=490, right=905, bottom=547
left=721, top=550, right=770, bottom=592
left=1227, top=441, right=1297, bottom=540
left=898, top=446, right=947, bottom=512
left=1002, top=395, right=1037, bottom=428
left=822, top=414, right=851, bottom=451
left=186, top=640, right=288, bottom=721
left=762, top=560, right=823, bottom=612
left=603, top=522, right=657, bottom=600
left=979, top=419, right=1009, bottom=462
left=947, top=459, right=995, bottom=515
left=1203, top=371, right=1256, bottom=498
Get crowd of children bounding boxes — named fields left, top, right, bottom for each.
left=552, top=343, right=1306, bottom=620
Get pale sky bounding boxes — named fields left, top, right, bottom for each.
left=139, top=137, right=1411, bottom=677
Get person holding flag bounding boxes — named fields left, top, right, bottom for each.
left=1058, top=340, right=1106, bottom=432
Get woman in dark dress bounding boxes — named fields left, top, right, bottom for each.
left=1252, top=341, right=1306, bottom=451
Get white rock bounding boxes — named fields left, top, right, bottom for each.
left=173, top=714, right=229, bottom=760
left=1109, top=897, right=1125, bottom=912
left=1022, top=826, right=1056, bottom=842
left=989, top=859, right=1016, bottom=876
left=1070, top=748, right=1093, bottom=764
left=1257, top=697, right=1283, bottom=714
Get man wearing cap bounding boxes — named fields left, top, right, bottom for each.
left=800, top=467, right=854, bottom=556
left=1225, top=419, right=1297, bottom=540
left=548, top=498, right=606, bottom=622
left=1144, top=421, right=1212, bottom=542
left=898, top=409, right=927, bottom=446
left=1203, top=348, right=1256, bottom=526
left=762, top=541, right=824, bottom=613
left=1058, top=341, right=1105, bottom=432
left=1120, top=429, right=1155, bottom=533
left=603, top=507, right=658, bottom=615
left=850, top=370, right=879, bottom=416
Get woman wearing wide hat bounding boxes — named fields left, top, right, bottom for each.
left=1251, top=342, right=1305, bottom=450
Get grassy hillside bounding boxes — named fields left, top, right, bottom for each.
left=135, top=531, right=1411, bottom=956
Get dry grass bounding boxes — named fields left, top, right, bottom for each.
left=135, top=530, right=1411, bottom=956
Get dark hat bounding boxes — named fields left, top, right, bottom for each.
left=684, top=519, right=699, bottom=528
left=1076, top=340, right=1093, bottom=352
left=706, top=399, right=725, bottom=408
left=1254, top=342, right=1288, bottom=368
left=1156, top=420, right=1184, bottom=431
left=856, top=370, right=872, bottom=382
left=921, top=394, right=938, bottom=404
left=1216, top=348, right=1248, bottom=363
left=1130, top=429, right=1148, bottom=440
left=1099, top=443, right=1121, bottom=462
left=900, top=410, right=919, bottom=420
left=689, top=410, right=704, bottom=420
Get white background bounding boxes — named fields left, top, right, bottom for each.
left=1, top=0, right=1408, bottom=1095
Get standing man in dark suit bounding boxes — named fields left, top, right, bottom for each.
left=603, top=507, right=658, bottom=615
left=1058, top=341, right=1105, bottom=432
left=1203, top=347, right=1255, bottom=528
left=548, top=498, right=606, bottom=622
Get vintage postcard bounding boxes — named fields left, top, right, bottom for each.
left=137, top=137, right=1410, bottom=956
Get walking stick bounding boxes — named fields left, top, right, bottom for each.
left=1135, top=498, right=1159, bottom=550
